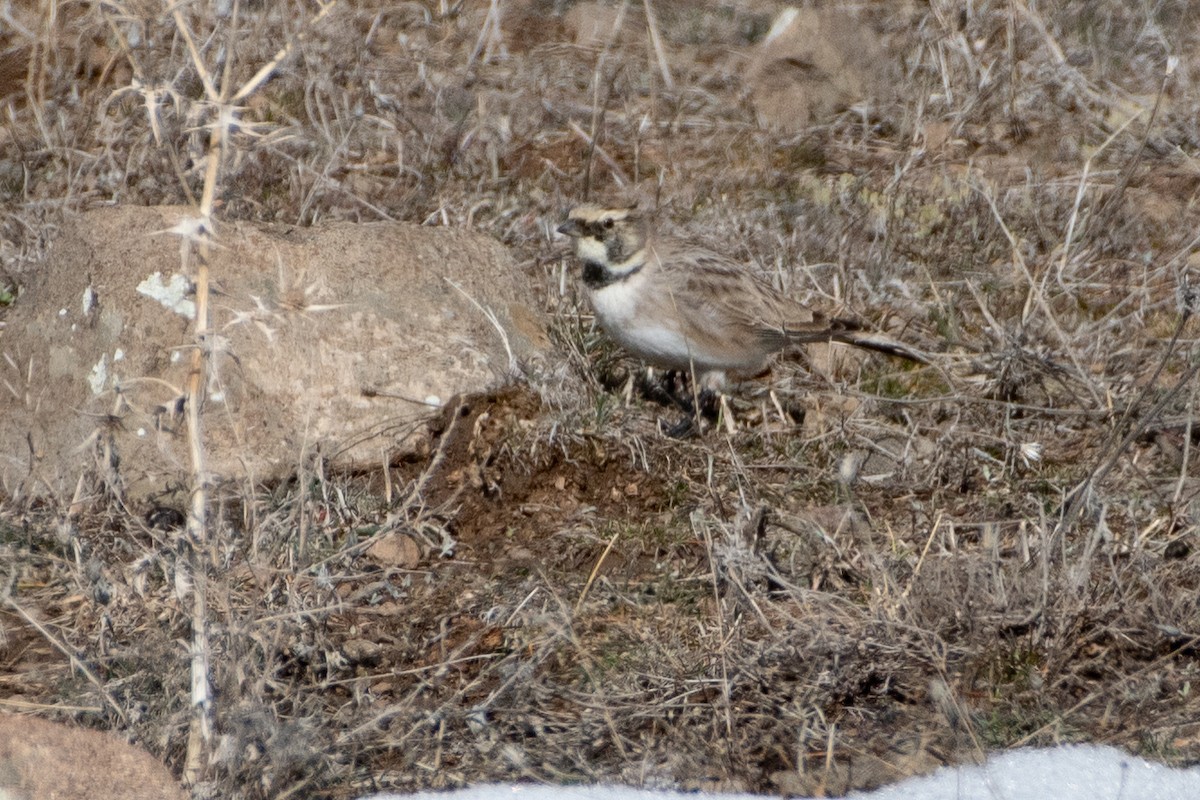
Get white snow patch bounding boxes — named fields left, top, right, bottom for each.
left=358, top=745, right=1200, bottom=800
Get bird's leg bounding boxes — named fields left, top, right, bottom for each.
left=652, top=372, right=700, bottom=438
left=664, top=379, right=727, bottom=438
left=634, top=369, right=726, bottom=436
left=636, top=369, right=699, bottom=412
left=696, top=387, right=721, bottom=419
left=632, top=369, right=698, bottom=436
left=659, top=414, right=700, bottom=438
left=636, top=368, right=683, bottom=408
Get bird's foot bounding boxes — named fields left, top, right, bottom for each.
left=637, top=370, right=707, bottom=413
left=657, top=389, right=725, bottom=438
left=695, top=388, right=721, bottom=420
left=659, top=414, right=700, bottom=439
left=638, top=370, right=735, bottom=435
left=637, top=369, right=683, bottom=408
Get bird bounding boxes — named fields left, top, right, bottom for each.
left=556, top=202, right=926, bottom=394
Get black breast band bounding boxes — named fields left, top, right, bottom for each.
left=582, top=259, right=642, bottom=289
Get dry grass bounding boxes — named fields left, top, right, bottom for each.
left=4, top=0, right=1200, bottom=798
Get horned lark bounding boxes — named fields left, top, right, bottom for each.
left=556, top=203, right=925, bottom=392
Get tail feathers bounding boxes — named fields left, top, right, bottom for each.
left=777, top=317, right=930, bottom=364
left=832, top=328, right=930, bottom=364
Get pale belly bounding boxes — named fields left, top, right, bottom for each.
left=588, top=279, right=688, bottom=367
left=586, top=277, right=765, bottom=378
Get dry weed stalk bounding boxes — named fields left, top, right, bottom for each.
left=580, top=0, right=631, bottom=198
left=135, top=0, right=340, bottom=784
left=1057, top=303, right=1200, bottom=536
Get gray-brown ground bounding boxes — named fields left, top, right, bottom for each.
left=4, top=1, right=1200, bottom=799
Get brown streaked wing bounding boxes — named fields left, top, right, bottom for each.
left=650, top=245, right=777, bottom=370
left=666, top=244, right=838, bottom=344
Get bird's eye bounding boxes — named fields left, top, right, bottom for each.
left=602, top=218, right=615, bottom=229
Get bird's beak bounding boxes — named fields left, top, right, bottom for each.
left=556, top=219, right=581, bottom=237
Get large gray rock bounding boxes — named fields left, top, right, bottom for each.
left=748, top=8, right=895, bottom=133
left=0, top=714, right=186, bottom=800
left=0, top=206, right=548, bottom=502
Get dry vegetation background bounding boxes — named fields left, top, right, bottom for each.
left=4, top=0, right=1200, bottom=798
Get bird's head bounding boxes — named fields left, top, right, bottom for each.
left=557, top=203, right=647, bottom=277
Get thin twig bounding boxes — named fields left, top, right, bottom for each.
left=641, top=0, right=673, bottom=92
left=1056, top=305, right=1197, bottom=535
left=5, top=595, right=128, bottom=723
left=575, top=529, right=620, bottom=613
left=582, top=0, right=630, bottom=198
